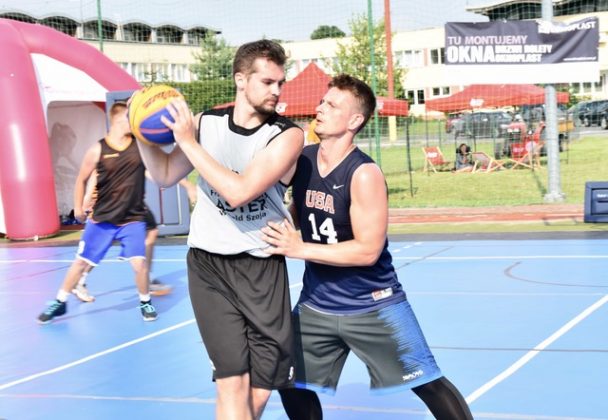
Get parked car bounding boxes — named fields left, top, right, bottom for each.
left=445, top=112, right=466, bottom=133
left=577, top=99, right=608, bottom=127
left=494, top=108, right=572, bottom=159
left=453, top=110, right=512, bottom=139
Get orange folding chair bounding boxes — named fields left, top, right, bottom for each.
left=422, top=146, right=452, bottom=173
left=508, top=141, right=542, bottom=170
left=471, top=151, right=506, bottom=173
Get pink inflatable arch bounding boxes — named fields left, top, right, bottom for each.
left=0, top=19, right=140, bottom=240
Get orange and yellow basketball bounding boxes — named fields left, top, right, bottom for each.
left=128, top=84, right=184, bottom=145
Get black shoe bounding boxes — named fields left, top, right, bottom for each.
left=38, top=300, right=67, bottom=324
left=140, top=301, right=158, bottom=321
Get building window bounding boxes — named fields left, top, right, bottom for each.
left=432, top=87, right=441, bottom=96
left=156, top=26, right=183, bottom=44
left=123, top=24, right=151, bottom=42
left=82, top=21, right=115, bottom=40
left=430, top=48, right=445, bottom=65
left=396, top=50, right=423, bottom=68
left=188, top=29, right=207, bottom=45
left=406, top=90, right=415, bottom=105
left=417, top=89, right=425, bottom=104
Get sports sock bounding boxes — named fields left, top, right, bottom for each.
left=77, top=272, right=88, bottom=287
left=57, top=289, right=70, bottom=302
left=139, top=294, right=151, bottom=303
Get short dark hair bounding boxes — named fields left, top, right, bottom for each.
left=328, top=74, right=376, bottom=133
left=109, top=101, right=127, bottom=119
left=233, top=39, right=287, bottom=77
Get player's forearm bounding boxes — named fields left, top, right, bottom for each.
left=137, top=141, right=191, bottom=187
left=296, top=240, right=382, bottom=267
left=178, top=139, right=271, bottom=208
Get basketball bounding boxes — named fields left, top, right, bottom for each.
left=128, top=84, right=184, bottom=145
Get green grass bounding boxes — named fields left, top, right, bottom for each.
left=360, top=135, right=608, bottom=208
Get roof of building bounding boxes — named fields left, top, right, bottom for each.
left=0, top=6, right=220, bottom=33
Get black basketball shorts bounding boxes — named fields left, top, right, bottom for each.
left=187, top=248, right=295, bottom=390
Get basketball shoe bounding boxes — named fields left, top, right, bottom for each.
left=37, top=300, right=67, bottom=324
left=140, top=301, right=158, bottom=321
left=72, top=284, right=95, bottom=302
left=149, top=279, right=172, bottom=296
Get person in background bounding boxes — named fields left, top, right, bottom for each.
left=454, top=143, right=474, bottom=172
left=72, top=174, right=197, bottom=302
left=37, top=102, right=157, bottom=323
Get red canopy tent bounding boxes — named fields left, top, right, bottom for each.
left=425, top=84, right=569, bottom=113
left=215, top=62, right=408, bottom=117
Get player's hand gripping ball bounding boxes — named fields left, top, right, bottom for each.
left=128, top=85, right=184, bottom=145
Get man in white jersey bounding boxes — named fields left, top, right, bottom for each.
left=137, top=40, right=304, bottom=420
left=262, top=75, right=473, bottom=420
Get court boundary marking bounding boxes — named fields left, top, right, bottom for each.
left=0, top=320, right=196, bottom=391
left=1, top=394, right=606, bottom=419
left=464, top=293, right=608, bottom=404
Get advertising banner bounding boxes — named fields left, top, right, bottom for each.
left=443, top=17, right=599, bottom=84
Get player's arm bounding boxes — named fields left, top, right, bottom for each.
left=263, top=163, right=388, bottom=267
left=165, top=98, right=304, bottom=208
left=136, top=111, right=197, bottom=188
left=73, top=143, right=101, bottom=222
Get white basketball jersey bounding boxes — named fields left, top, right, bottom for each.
left=187, top=107, right=299, bottom=257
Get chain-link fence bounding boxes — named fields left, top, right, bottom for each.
left=1, top=0, right=607, bottom=216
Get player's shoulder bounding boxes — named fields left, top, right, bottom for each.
left=202, top=107, right=230, bottom=118
left=271, top=114, right=301, bottom=132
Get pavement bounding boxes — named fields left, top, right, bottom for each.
left=388, top=203, right=584, bottom=224
left=0, top=203, right=595, bottom=247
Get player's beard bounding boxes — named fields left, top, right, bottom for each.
left=247, top=92, right=277, bottom=116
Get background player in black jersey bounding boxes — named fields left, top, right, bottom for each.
left=71, top=172, right=197, bottom=302
left=262, top=75, right=473, bottom=420
left=37, top=102, right=157, bottom=324
left=137, top=40, right=304, bottom=420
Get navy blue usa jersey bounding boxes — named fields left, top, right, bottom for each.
left=291, top=144, right=405, bottom=314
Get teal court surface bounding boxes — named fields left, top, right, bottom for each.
left=1, top=236, right=607, bottom=419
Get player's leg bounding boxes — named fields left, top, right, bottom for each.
left=143, top=209, right=171, bottom=296
left=343, top=300, right=472, bottom=419
left=187, top=248, right=254, bottom=418
left=38, top=222, right=114, bottom=323
left=72, top=264, right=95, bottom=302
left=118, top=221, right=157, bottom=321
left=412, top=376, right=473, bottom=420
left=279, top=304, right=349, bottom=419
left=278, top=388, right=322, bottom=420
left=233, top=254, right=296, bottom=418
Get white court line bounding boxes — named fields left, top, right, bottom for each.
left=465, top=293, right=608, bottom=405
left=0, top=319, right=195, bottom=391
left=392, top=255, right=608, bottom=261
left=1, top=395, right=606, bottom=420
left=2, top=255, right=608, bottom=265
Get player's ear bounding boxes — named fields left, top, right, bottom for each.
left=348, top=113, right=365, bottom=132
left=235, top=72, right=245, bottom=91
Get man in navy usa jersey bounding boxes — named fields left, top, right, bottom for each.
left=262, top=74, right=473, bottom=420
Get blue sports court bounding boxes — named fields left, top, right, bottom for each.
left=1, top=236, right=607, bottom=419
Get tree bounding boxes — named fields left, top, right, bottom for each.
left=310, top=25, right=345, bottom=40
left=191, top=34, right=235, bottom=81
left=332, top=15, right=405, bottom=98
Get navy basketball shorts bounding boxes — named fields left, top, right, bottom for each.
left=77, top=221, right=146, bottom=265
left=187, top=248, right=295, bottom=390
left=292, top=300, right=443, bottom=395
